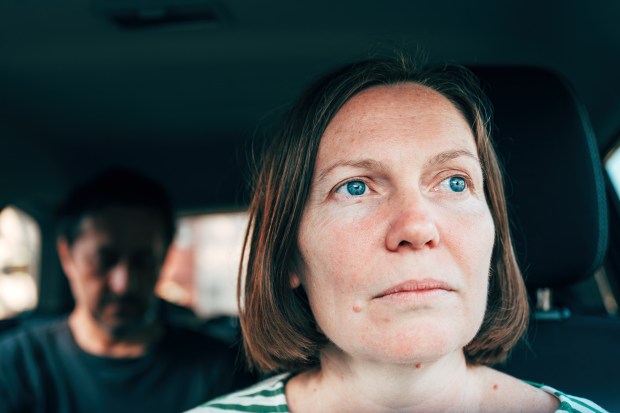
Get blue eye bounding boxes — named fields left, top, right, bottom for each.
left=345, top=180, right=367, bottom=196
left=448, top=176, right=467, bottom=192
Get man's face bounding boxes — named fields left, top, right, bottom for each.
left=58, top=206, right=168, bottom=338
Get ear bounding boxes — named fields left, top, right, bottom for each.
left=289, top=272, right=302, bottom=289
left=56, top=238, right=75, bottom=280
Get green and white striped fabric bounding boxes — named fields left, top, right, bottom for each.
left=527, top=382, right=610, bottom=413
left=187, top=373, right=609, bottom=413
left=188, top=373, right=289, bottom=413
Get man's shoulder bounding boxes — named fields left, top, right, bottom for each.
left=161, top=321, right=242, bottom=360
left=162, top=313, right=243, bottom=349
left=0, top=315, right=69, bottom=350
left=159, top=321, right=258, bottom=392
left=0, top=316, right=71, bottom=379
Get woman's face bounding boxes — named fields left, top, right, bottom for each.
left=294, top=83, right=495, bottom=365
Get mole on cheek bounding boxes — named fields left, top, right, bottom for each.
left=352, top=304, right=363, bottom=313
left=492, top=384, right=498, bottom=390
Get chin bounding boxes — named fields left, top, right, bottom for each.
left=95, top=300, right=160, bottom=336
left=95, top=313, right=151, bottom=337
left=354, top=323, right=475, bottom=365
left=380, top=340, right=460, bottom=365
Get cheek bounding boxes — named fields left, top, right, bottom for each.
left=297, top=212, right=376, bottom=327
left=83, top=274, right=106, bottom=298
left=72, top=261, right=100, bottom=293
left=298, top=207, right=381, bottom=290
left=71, top=275, right=106, bottom=311
left=444, top=201, right=495, bottom=263
left=448, top=206, right=495, bottom=317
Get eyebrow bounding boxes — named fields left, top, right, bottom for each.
left=316, top=149, right=481, bottom=183
left=423, top=149, right=481, bottom=168
left=316, top=159, right=389, bottom=184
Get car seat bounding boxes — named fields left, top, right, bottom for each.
left=472, top=67, right=619, bottom=411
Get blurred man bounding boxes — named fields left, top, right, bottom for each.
left=0, top=169, right=253, bottom=413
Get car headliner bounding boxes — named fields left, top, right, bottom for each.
left=1, top=0, right=619, bottom=211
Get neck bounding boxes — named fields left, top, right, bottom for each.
left=287, top=347, right=483, bottom=413
left=68, top=307, right=164, bottom=358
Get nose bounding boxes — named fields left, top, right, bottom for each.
left=385, top=196, right=440, bottom=251
left=108, top=260, right=131, bottom=294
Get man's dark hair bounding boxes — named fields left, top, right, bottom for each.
left=57, top=168, right=175, bottom=246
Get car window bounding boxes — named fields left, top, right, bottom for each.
left=156, top=211, right=248, bottom=318
left=0, top=206, right=39, bottom=319
left=606, top=144, right=620, bottom=197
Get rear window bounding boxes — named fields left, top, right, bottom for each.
left=0, top=207, right=247, bottom=320
left=607, top=145, right=620, bottom=197
left=0, top=206, right=39, bottom=319
left=156, top=211, right=248, bottom=318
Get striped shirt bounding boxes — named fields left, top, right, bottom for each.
left=186, top=373, right=610, bottom=413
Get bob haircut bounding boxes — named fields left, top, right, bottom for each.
left=240, top=56, right=528, bottom=373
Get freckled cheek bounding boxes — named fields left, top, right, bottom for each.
left=303, top=248, right=361, bottom=302
left=443, top=207, right=494, bottom=322
left=441, top=202, right=494, bottom=256
left=298, top=211, right=379, bottom=312
left=438, top=203, right=493, bottom=266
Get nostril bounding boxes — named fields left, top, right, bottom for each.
left=385, top=207, right=440, bottom=251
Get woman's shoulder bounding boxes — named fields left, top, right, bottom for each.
left=184, top=373, right=291, bottom=413
left=479, top=367, right=608, bottom=413
left=527, top=382, right=610, bottom=413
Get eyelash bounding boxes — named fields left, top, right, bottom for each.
left=334, top=178, right=370, bottom=197
left=432, top=174, right=474, bottom=194
left=332, top=173, right=475, bottom=198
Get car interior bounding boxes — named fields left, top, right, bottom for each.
left=1, top=0, right=619, bottom=410
left=473, top=67, right=617, bottom=408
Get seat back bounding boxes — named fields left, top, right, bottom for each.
left=473, top=67, right=618, bottom=410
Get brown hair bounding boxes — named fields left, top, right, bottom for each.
left=240, top=56, right=529, bottom=372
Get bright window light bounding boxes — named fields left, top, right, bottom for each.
left=156, top=211, right=248, bottom=318
left=0, top=206, right=39, bottom=319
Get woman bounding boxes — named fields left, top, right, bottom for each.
left=189, top=57, right=608, bottom=412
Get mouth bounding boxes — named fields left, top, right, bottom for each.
left=373, top=279, right=455, bottom=300
left=101, top=296, right=145, bottom=316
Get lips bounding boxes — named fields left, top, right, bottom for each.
left=373, top=278, right=455, bottom=299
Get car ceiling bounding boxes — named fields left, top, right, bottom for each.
left=1, top=0, right=619, bottom=211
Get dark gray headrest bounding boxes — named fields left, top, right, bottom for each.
left=473, top=67, right=607, bottom=289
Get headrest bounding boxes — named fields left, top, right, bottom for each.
left=472, top=67, right=607, bottom=289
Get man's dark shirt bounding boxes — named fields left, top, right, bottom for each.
left=0, top=316, right=253, bottom=413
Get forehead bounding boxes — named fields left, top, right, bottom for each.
left=76, top=206, right=166, bottom=247
left=319, top=83, right=476, bottom=156
left=330, top=83, right=467, bottom=131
